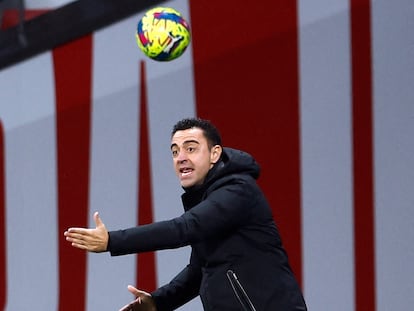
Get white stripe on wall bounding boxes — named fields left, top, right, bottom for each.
left=145, top=1, right=201, bottom=309
left=0, top=53, right=58, bottom=310
left=87, top=14, right=141, bottom=311
left=372, top=0, right=414, bottom=310
left=88, top=0, right=201, bottom=309
left=298, top=1, right=355, bottom=310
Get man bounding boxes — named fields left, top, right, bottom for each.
left=64, top=118, right=307, bottom=311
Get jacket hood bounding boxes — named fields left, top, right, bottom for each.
left=182, top=148, right=260, bottom=194
left=203, top=147, right=260, bottom=186
left=181, top=147, right=260, bottom=206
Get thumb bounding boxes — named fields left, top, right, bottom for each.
left=93, top=211, right=104, bottom=228
left=127, top=285, right=151, bottom=298
left=127, top=285, right=140, bottom=296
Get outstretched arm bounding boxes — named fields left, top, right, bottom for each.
left=119, top=286, right=157, bottom=311
left=64, top=211, right=109, bottom=252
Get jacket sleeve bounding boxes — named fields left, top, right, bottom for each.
left=108, top=219, right=188, bottom=256
left=151, top=249, right=203, bottom=311
left=107, top=177, right=257, bottom=256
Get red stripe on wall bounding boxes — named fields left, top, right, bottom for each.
left=136, top=60, right=157, bottom=291
left=53, top=35, right=93, bottom=311
left=189, top=0, right=303, bottom=284
left=0, top=121, right=6, bottom=310
left=350, top=1, right=376, bottom=310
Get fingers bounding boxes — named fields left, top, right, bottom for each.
left=65, top=233, right=107, bottom=252
left=63, top=229, right=87, bottom=248
left=64, top=230, right=93, bottom=250
left=118, top=303, right=130, bottom=311
left=64, top=228, right=93, bottom=243
left=63, top=211, right=109, bottom=253
left=64, top=228, right=89, bottom=237
left=68, top=241, right=90, bottom=251
left=119, top=298, right=140, bottom=311
left=119, top=286, right=155, bottom=311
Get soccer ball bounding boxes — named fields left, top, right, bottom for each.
left=136, top=7, right=191, bottom=61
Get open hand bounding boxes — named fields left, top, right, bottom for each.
left=64, top=211, right=109, bottom=252
left=119, top=285, right=156, bottom=311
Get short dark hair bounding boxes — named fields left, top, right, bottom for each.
left=172, top=118, right=222, bottom=147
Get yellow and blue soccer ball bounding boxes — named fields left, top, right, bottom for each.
left=136, top=7, right=191, bottom=61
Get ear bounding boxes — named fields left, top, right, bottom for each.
left=210, top=145, right=222, bottom=164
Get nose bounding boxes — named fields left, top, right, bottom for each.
left=175, top=150, right=188, bottom=163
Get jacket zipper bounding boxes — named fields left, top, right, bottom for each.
left=226, top=270, right=257, bottom=311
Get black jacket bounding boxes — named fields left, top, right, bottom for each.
left=108, top=148, right=307, bottom=311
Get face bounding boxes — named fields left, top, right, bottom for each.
left=171, top=127, right=222, bottom=188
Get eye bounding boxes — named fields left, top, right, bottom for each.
left=187, top=146, right=196, bottom=153
left=171, top=150, right=178, bottom=157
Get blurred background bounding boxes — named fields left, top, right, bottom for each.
left=0, top=0, right=413, bottom=310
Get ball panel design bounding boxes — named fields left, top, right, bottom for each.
left=136, top=7, right=191, bottom=61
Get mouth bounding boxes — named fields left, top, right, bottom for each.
left=179, top=167, right=193, bottom=177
